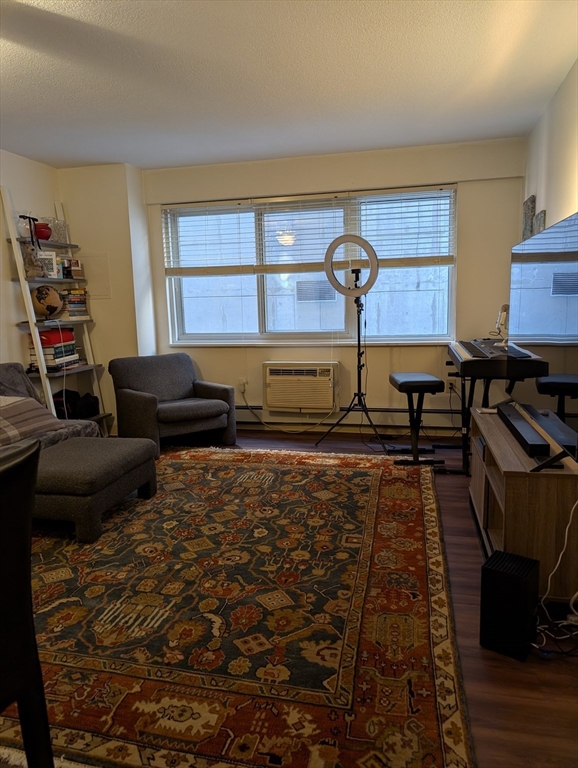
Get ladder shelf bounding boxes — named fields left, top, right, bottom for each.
left=1, top=186, right=110, bottom=436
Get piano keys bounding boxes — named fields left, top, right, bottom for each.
left=448, top=340, right=549, bottom=379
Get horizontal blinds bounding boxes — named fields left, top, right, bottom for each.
left=162, top=187, right=456, bottom=274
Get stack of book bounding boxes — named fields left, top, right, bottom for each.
left=70, top=259, right=84, bottom=279
left=58, top=288, right=90, bottom=320
left=58, top=258, right=84, bottom=279
left=28, top=327, right=83, bottom=372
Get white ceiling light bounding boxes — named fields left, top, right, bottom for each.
left=276, top=229, right=296, bottom=246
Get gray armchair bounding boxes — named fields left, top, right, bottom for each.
left=108, top=353, right=236, bottom=451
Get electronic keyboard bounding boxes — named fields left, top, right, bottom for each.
left=448, top=341, right=549, bottom=379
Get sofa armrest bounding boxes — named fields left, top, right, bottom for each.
left=194, top=380, right=236, bottom=445
left=115, top=388, right=161, bottom=456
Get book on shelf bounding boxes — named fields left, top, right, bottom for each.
left=30, top=338, right=76, bottom=356
left=28, top=357, right=87, bottom=373
left=54, top=358, right=87, bottom=371
left=30, top=352, right=80, bottom=365
left=55, top=314, right=91, bottom=321
left=57, top=289, right=89, bottom=321
left=30, top=350, right=78, bottom=364
left=30, top=343, right=77, bottom=357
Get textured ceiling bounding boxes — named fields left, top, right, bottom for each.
left=0, top=0, right=576, bottom=170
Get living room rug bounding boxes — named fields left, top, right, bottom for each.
left=0, top=448, right=475, bottom=768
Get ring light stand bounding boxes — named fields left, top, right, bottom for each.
left=315, top=236, right=385, bottom=451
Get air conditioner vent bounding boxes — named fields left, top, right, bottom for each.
left=296, top=280, right=336, bottom=303
left=552, top=272, right=578, bottom=296
left=269, top=368, right=318, bottom=377
left=263, top=362, right=339, bottom=413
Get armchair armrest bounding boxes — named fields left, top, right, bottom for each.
left=115, top=388, right=160, bottom=456
left=194, top=380, right=234, bottom=405
left=194, top=380, right=236, bottom=445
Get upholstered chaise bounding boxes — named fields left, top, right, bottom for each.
left=0, top=362, right=158, bottom=542
left=108, top=353, right=236, bottom=451
left=0, top=362, right=100, bottom=446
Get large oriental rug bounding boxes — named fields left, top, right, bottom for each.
left=0, top=449, right=475, bottom=768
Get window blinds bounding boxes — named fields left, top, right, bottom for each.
left=162, top=186, right=456, bottom=277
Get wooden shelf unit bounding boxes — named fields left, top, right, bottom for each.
left=469, top=408, right=578, bottom=599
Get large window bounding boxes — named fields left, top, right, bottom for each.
left=162, top=187, right=456, bottom=343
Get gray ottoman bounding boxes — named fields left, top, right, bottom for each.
left=34, top=437, right=158, bottom=542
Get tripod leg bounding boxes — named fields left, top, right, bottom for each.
left=315, top=394, right=357, bottom=446
left=357, top=394, right=386, bottom=452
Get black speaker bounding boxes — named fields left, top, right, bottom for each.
left=480, top=550, right=539, bottom=661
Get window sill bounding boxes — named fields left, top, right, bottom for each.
left=169, top=338, right=453, bottom=348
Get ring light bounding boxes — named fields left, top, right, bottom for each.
left=324, top=235, right=379, bottom=297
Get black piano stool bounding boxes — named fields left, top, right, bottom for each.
left=536, top=374, right=578, bottom=422
left=389, top=372, right=445, bottom=467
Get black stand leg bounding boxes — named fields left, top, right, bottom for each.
left=459, top=376, right=477, bottom=475
left=316, top=285, right=385, bottom=451
left=482, top=378, right=492, bottom=408
left=557, top=394, right=565, bottom=422
left=394, top=391, right=444, bottom=468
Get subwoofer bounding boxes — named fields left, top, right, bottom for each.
left=480, top=550, right=539, bottom=661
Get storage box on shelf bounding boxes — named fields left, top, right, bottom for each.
left=1, top=186, right=112, bottom=436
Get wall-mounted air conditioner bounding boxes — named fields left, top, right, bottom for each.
left=263, top=362, right=340, bottom=413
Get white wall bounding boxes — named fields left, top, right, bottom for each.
left=144, top=138, right=525, bottom=205
left=517, top=60, right=578, bottom=415
left=526, top=61, right=578, bottom=226
left=126, top=165, right=156, bottom=357
left=144, top=139, right=526, bottom=428
left=56, top=165, right=140, bottom=418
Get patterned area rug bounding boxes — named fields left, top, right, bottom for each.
left=0, top=449, right=475, bottom=768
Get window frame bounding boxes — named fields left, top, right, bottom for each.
left=163, top=186, right=456, bottom=345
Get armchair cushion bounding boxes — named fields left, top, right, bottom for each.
left=157, top=397, right=229, bottom=424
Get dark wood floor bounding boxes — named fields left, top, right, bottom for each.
left=232, top=428, right=578, bottom=768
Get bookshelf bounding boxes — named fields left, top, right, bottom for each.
left=1, top=187, right=112, bottom=435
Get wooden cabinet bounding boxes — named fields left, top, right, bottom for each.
left=470, top=409, right=578, bottom=599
